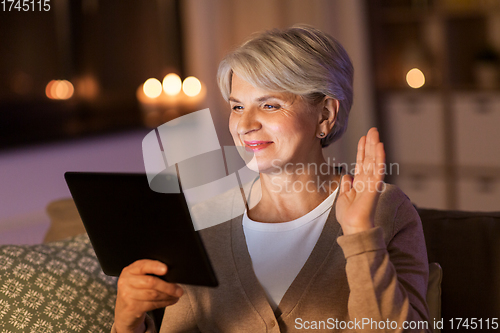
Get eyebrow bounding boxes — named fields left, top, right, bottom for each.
left=228, top=95, right=281, bottom=103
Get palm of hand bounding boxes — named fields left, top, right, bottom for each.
left=335, top=128, right=386, bottom=235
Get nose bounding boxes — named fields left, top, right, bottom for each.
left=236, top=108, right=261, bottom=136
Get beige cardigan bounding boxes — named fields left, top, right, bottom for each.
left=113, top=183, right=430, bottom=332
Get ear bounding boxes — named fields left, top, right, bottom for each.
left=316, top=97, right=339, bottom=138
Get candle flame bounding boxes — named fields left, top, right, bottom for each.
left=163, top=73, right=182, bottom=96
left=143, top=78, right=163, bottom=98
left=182, top=76, right=202, bottom=97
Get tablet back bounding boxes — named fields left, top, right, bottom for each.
left=64, top=172, right=218, bottom=287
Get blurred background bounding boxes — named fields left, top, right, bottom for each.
left=1, top=0, right=499, bottom=244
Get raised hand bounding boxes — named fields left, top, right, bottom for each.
left=114, top=259, right=184, bottom=333
left=336, top=127, right=386, bottom=235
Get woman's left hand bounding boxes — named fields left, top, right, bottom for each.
left=336, top=127, right=386, bottom=235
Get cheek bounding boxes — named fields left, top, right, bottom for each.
left=283, top=118, right=314, bottom=139
left=228, top=114, right=239, bottom=137
left=279, top=107, right=315, bottom=132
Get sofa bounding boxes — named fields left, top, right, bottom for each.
left=0, top=199, right=498, bottom=332
left=0, top=199, right=116, bottom=332
left=418, top=208, right=500, bottom=332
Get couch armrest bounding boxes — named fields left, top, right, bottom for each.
left=44, top=198, right=86, bottom=243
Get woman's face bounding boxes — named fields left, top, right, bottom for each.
left=228, top=74, right=322, bottom=174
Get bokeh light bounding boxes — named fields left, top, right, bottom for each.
left=75, top=75, right=99, bottom=100
left=182, top=76, right=202, bottom=97
left=406, top=68, right=425, bottom=89
left=143, top=78, right=162, bottom=98
left=162, top=73, right=182, bottom=96
left=46, top=80, right=74, bottom=100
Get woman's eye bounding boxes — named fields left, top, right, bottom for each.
left=263, top=104, right=279, bottom=110
left=231, top=105, right=243, bottom=111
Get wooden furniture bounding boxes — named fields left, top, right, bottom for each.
left=368, top=0, right=500, bottom=210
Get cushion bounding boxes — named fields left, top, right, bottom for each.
left=44, top=198, right=87, bottom=243
left=426, top=262, right=442, bottom=333
left=0, top=234, right=117, bottom=332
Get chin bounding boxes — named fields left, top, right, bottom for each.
left=232, top=144, right=281, bottom=174
left=245, top=156, right=265, bottom=173
left=247, top=156, right=284, bottom=175
left=246, top=156, right=272, bottom=173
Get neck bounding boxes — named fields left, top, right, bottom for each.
left=249, top=155, right=341, bottom=223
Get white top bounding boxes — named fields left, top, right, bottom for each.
left=242, top=188, right=338, bottom=310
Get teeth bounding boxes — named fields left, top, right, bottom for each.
left=247, top=143, right=264, bottom=147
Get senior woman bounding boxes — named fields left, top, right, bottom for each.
left=113, top=25, right=430, bottom=333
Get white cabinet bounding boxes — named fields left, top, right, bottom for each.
left=395, top=172, right=448, bottom=210
left=384, top=93, right=448, bottom=209
left=453, top=93, right=500, bottom=167
left=453, top=92, right=500, bottom=211
left=385, top=93, right=445, bottom=166
left=384, top=91, right=500, bottom=211
left=457, top=174, right=500, bottom=211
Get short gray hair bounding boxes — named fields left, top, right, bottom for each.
left=217, top=24, right=354, bottom=147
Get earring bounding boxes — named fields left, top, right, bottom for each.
left=319, top=132, right=325, bottom=137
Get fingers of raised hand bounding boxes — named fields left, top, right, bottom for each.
left=355, top=136, right=366, bottom=176
left=365, top=127, right=380, bottom=163
left=367, top=128, right=386, bottom=182
left=375, top=141, right=386, bottom=178
left=356, top=128, right=385, bottom=177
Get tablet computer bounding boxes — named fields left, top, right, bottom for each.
left=64, top=172, right=218, bottom=287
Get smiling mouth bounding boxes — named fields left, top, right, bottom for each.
left=244, top=141, right=273, bottom=151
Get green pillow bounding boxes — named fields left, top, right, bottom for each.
left=0, top=234, right=118, bottom=332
